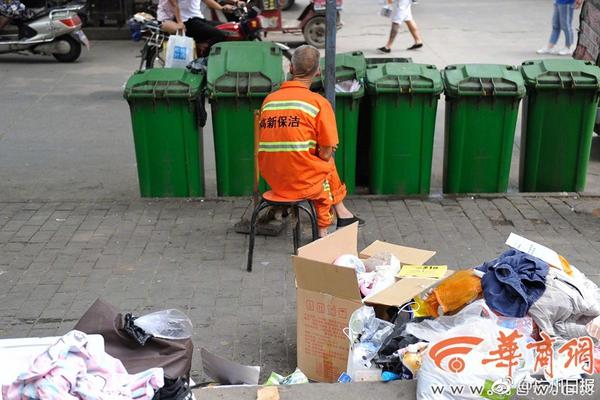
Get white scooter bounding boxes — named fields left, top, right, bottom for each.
left=0, top=3, right=89, bottom=62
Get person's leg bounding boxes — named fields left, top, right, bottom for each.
left=549, top=3, right=561, bottom=47
left=160, top=20, right=179, bottom=34
left=183, top=17, right=226, bottom=47
left=564, top=3, right=574, bottom=48
left=310, top=181, right=335, bottom=237
left=384, top=22, right=401, bottom=50
left=0, top=16, right=10, bottom=31
left=405, top=19, right=423, bottom=48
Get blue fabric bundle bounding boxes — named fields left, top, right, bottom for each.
left=476, top=249, right=549, bottom=317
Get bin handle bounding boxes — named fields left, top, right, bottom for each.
left=456, top=77, right=519, bottom=96
left=534, top=71, right=600, bottom=89
left=213, top=71, right=273, bottom=96
left=373, top=74, right=434, bottom=94
left=126, top=79, right=193, bottom=98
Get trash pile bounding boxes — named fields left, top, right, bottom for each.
left=0, top=299, right=196, bottom=400
left=0, top=300, right=310, bottom=400
left=337, top=231, right=600, bottom=399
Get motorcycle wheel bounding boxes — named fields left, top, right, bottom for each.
left=141, top=45, right=157, bottom=70
left=52, top=35, right=82, bottom=63
left=282, top=0, right=295, bottom=10
left=302, top=16, right=326, bottom=49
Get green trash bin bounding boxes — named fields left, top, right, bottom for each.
left=365, top=62, right=442, bottom=195
left=207, top=42, right=284, bottom=196
left=124, top=68, right=205, bottom=198
left=311, top=51, right=366, bottom=194
left=520, top=59, right=600, bottom=192
left=442, top=64, right=525, bottom=193
left=357, top=57, right=413, bottom=188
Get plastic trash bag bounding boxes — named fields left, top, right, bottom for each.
left=165, top=32, right=195, bottom=69
left=134, top=309, right=193, bottom=340
left=363, top=252, right=400, bottom=273
left=413, top=301, right=534, bottom=399
left=347, top=306, right=376, bottom=343
left=359, top=253, right=401, bottom=297
left=264, top=368, right=309, bottom=385
left=335, top=79, right=361, bottom=94
left=346, top=306, right=394, bottom=369
left=334, top=254, right=366, bottom=273
left=424, top=270, right=482, bottom=317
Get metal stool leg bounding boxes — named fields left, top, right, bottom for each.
left=292, top=205, right=301, bottom=254
left=299, top=200, right=319, bottom=242
left=247, top=200, right=270, bottom=272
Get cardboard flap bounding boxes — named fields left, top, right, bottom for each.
left=360, top=240, right=436, bottom=265
left=364, top=270, right=454, bottom=307
left=297, top=223, right=358, bottom=263
left=293, top=256, right=362, bottom=301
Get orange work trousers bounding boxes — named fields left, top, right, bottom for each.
left=308, top=169, right=347, bottom=228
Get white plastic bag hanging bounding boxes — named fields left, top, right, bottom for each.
left=165, top=31, right=195, bottom=68
left=134, top=309, right=193, bottom=340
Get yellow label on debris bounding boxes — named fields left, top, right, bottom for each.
left=398, top=265, right=448, bottom=279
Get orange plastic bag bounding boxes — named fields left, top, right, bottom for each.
left=424, top=270, right=482, bottom=318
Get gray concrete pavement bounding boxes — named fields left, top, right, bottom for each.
left=1, top=0, right=599, bottom=202
left=2, top=195, right=600, bottom=382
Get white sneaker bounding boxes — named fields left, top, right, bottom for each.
left=537, top=46, right=554, bottom=54
left=557, top=47, right=573, bottom=56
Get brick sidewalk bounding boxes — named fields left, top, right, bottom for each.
left=1, top=196, right=600, bottom=380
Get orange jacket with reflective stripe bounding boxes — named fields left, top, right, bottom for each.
left=258, top=81, right=339, bottom=199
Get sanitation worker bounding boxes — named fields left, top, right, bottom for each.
left=258, top=44, right=364, bottom=238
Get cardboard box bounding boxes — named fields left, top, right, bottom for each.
left=293, top=223, right=446, bottom=383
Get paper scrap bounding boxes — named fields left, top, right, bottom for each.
left=398, top=265, right=448, bottom=279
left=505, top=233, right=563, bottom=269
left=201, top=347, right=260, bottom=385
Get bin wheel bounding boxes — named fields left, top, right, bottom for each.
left=141, top=45, right=157, bottom=70
left=302, top=16, right=325, bottom=49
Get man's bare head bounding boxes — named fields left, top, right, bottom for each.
left=290, top=45, right=321, bottom=79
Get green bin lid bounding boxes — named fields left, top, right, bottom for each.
left=365, top=57, right=412, bottom=65
left=206, top=42, right=284, bottom=97
left=443, top=64, right=525, bottom=97
left=365, top=62, right=443, bottom=95
left=310, top=51, right=367, bottom=94
left=521, top=59, right=600, bottom=90
left=123, top=68, right=204, bottom=100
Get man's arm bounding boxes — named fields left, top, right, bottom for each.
left=202, top=0, right=234, bottom=12
left=315, top=99, right=339, bottom=161
left=576, top=0, right=584, bottom=8
left=169, top=0, right=185, bottom=29
left=318, top=146, right=334, bottom=161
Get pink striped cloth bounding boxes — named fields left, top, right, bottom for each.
left=2, top=330, right=164, bottom=400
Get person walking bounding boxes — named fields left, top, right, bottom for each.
left=537, top=0, right=584, bottom=56
left=377, top=0, right=423, bottom=53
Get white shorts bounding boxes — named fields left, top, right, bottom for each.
left=392, top=0, right=413, bottom=24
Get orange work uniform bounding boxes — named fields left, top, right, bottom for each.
left=258, top=81, right=347, bottom=228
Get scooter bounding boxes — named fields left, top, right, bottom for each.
left=0, top=3, right=89, bottom=62
left=130, top=2, right=291, bottom=71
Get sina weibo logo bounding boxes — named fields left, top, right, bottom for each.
left=429, top=336, right=484, bottom=373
